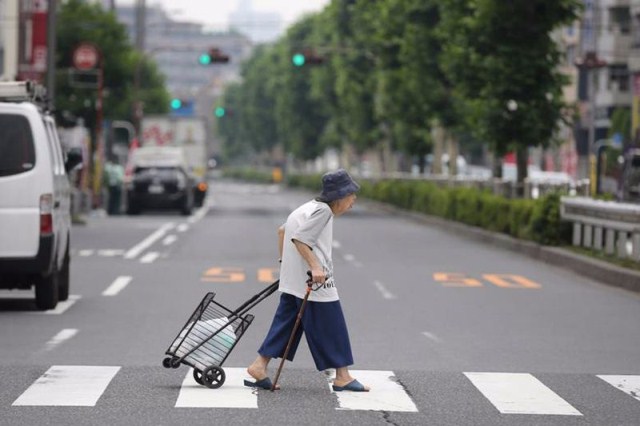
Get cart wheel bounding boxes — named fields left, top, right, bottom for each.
left=170, top=357, right=181, bottom=369
left=193, top=369, right=204, bottom=385
left=162, top=357, right=173, bottom=369
left=202, top=366, right=225, bottom=389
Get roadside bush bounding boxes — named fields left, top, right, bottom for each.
left=226, top=169, right=570, bottom=247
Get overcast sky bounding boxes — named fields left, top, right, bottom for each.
left=117, top=0, right=330, bottom=31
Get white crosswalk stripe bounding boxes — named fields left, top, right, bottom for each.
left=465, top=372, right=582, bottom=416
left=328, top=370, right=417, bottom=412
left=175, top=368, right=257, bottom=408
left=12, top=365, right=120, bottom=407
left=597, top=375, right=640, bottom=402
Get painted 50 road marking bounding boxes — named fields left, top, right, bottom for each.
left=434, top=273, right=541, bottom=289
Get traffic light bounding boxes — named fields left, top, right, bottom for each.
left=170, top=98, right=194, bottom=116
left=170, top=98, right=184, bottom=109
left=292, top=53, right=305, bottom=67
left=214, top=106, right=225, bottom=118
left=291, top=49, right=324, bottom=67
left=198, top=48, right=229, bottom=65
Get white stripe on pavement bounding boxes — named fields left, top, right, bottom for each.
left=139, top=252, right=160, bottom=264
left=465, top=372, right=582, bottom=416
left=373, top=281, right=396, bottom=300
left=175, top=368, right=257, bottom=408
left=598, top=375, right=640, bottom=402
left=124, top=222, right=174, bottom=259
left=329, top=370, right=418, bottom=412
left=34, top=295, right=80, bottom=315
left=12, top=366, right=120, bottom=406
left=102, top=276, right=132, bottom=296
left=177, top=224, right=189, bottom=232
left=78, top=249, right=94, bottom=257
left=44, top=329, right=78, bottom=351
left=162, top=235, right=177, bottom=246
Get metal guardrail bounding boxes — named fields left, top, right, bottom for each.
left=560, top=197, right=640, bottom=262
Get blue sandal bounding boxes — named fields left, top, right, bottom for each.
left=332, top=379, right=369, bottom=392
left=244, top=377, right=276, bottom=390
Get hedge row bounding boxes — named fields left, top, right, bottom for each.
left=227, top=169, right=572, bottom=246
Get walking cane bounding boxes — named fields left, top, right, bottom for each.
left=271, top=271, right=314, bottom=391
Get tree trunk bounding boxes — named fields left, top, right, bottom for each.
left=447, top=132, right=459, bottom=176
left=431, top=122, right=444, bottom=174
left=516, top=145, right=528, bottom=197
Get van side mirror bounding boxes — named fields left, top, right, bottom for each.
left=65, top=147, right=83, bottom=173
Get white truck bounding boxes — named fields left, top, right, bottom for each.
left=140, top=116, right=209, bottom=207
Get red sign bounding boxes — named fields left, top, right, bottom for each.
left=73, top=43, right=99, bottom=70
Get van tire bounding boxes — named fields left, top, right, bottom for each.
left=35, top=266, right=59, bottom=310
left=58, top=246, right=70, bottom=301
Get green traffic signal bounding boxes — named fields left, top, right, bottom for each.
left=199, top=53, right=212, bottom=65
left=215, top=106, right=225, bottom=118
left=170, top=98, right=182, bottom=109
left=292, top=53, right=305, bottom=67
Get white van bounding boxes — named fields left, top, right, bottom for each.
left=0, top=82, right=82, bottom=310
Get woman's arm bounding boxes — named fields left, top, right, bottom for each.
left=292, top=239, right=325, bottom=283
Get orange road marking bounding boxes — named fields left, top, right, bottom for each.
left=483, top=274, right=542, bottom=289
left=433, top=273, right=482, bottom=287
left=201, top=267, right=245, bottom=283
left=258, top=268, right=278, bottom=283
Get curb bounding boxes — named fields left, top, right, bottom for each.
left=361, top=200, right=640, bottom=293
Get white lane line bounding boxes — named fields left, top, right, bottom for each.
left=597, top=375, right=640, bottom=402
left=175, top=368, right=257, bottom=408
left=78, top=250, right=94, bottom=257
left=97, top=249, right=125, bottom=257
left=465, top=372, right=582, bottom=416
left=163, top=235, right=177, bottom=246
left=177, top=224, right=189, bottom=232
left=44, top=328, right=78, bottom=351
left=12, top=366, right=120, bottom=406
left=139, top=252, right=160, bottom=264
left=421, top=331, right=441, bottom=343
left=332, top=240, right=342, bottom=249
left=343, top=254, right=355, bottom=262
left=187, top=205, right=209, bottom=224
left=34, top=295, right=80, bottom=315
left=124, top=222, right=175, bottom=260
left=373, top=281, right=396, bottom=300
left=102, top=276, right=132, bottom=296
left=328, top=370, right=417, bottom=412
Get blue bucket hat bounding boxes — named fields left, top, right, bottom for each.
left=320, top=169, right=360, bottom=202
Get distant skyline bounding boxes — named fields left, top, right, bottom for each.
left=116, top=0, right=330, bottom=34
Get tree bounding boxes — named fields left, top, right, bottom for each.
left=55, top=0, right=169, bottom=131
left=440, top=0, right=581, bottom=185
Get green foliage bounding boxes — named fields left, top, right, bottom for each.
left=217, top=0, right=583, bottom=176
left=55, top=0, right=169, bottom=130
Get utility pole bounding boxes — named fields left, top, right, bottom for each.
left=45, top=0, right=57, bottom=110
left=135, top=0, right=146, bottom=52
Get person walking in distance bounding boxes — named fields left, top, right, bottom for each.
left=245, top=169, right=370, bottom=392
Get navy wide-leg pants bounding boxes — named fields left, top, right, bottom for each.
left=258, top=293, right=354, bottom=371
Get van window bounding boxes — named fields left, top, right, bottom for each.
left=0, top=114, right=36, bottom=177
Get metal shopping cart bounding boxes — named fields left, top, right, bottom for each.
left=162, top=280, right=279, bottom=388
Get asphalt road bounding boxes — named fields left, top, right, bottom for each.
left=0, top=180, right=639, bottom=426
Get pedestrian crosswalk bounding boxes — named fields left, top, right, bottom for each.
left=6, top=366, right=640, bottom=419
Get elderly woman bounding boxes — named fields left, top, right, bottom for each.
left=245, top=169, right=369, bottom=392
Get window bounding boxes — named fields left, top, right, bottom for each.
left=609, top=65, right=630, bottom=92
left=0, top=114, right=36, bottom=177
left=610, top=6, right=631, bottom=34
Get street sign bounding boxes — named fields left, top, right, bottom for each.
left=73, top=43, right=99, bottom=70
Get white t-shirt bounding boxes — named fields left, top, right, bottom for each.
left=279, top=200, right=338, bottom=302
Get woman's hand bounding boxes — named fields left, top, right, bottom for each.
left=310, top=268, right=326, bottom=284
